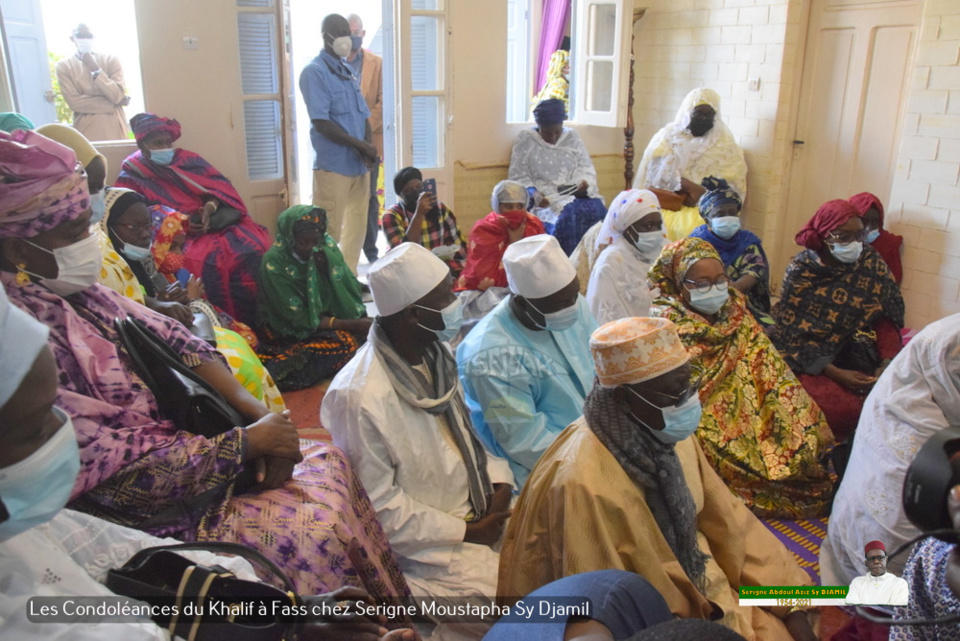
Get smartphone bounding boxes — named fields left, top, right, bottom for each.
left=423, top=178, right=438, bottom=197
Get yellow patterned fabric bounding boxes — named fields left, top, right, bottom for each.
left=96, top=227, right=144, bottom=304
left=499, top=419, right=812, bottom=640
left=650, top=239, right=834, bottom=518
left=214, top=326, right=286, bottom=413
left=590, top=317, right=689, bottom=387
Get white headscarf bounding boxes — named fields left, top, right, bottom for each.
left=595, top=189, right=662, bottom=250
left=0, top=284, right=50, bottom=408
left=632, top=88, right=747, bottom=198
left=490, top=180, right=528, bottom=214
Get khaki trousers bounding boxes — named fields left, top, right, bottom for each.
left=312, top=169, right=370, bottom=275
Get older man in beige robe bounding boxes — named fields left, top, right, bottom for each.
left=55, top=24, right=130, bottom=141
left=498, top=317, right=817, bottom=641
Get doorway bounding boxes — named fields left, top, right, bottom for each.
left=775, top=0, right=922, bottom=284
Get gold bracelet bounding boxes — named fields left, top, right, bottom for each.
left=327, top=316, right=336, bottom=328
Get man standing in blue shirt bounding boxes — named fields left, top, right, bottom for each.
left=299, top=13, right=377, bottom=275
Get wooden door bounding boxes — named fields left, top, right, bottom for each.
left=775, top=0, right=922, bottom=285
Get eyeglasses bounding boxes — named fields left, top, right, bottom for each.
left=825, top=229, right=867, bottom=245
left=638, top=373, right=703, bottom=408
left=114, top=222, right=156, bottom=235
left=866, top=554, right=886, bottom=562
left=682, top=275, right=730, bottom=294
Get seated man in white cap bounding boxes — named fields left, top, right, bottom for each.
left=456, top=234, right=597, bottom=487
left=498, top=317, right=818, bottom=641
left=321, top=242, right=514, bottom=604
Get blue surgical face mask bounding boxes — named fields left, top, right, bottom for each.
left=688, top=284, right=729, bottom=315
left=150, top=148, right=175, bottom=165
left=121, top=243, right=152, bottom=263
left=88, top=190, right=106, bottom=224
left=710, top=216, right=741, bottom=240
left=526, top=297, right=580, bottom=332
left=350, top=35, right=363, bottom=52
left=627, top=388, right=702, bottom=444
left=0, top=408, right=80, bottom=542
left=829, top=241, right=863, bottom=264
left=416, top=298, right=463, bottom=343
left=865, top=229, right=880, bottom=244
left=629, top=230, right=665, bottom=258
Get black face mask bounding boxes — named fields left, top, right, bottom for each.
left=689, top=119, right=714, bottom=137
left=402, top=191, right=420, bottom=211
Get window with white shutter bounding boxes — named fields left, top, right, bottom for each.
left=237, top=3, right=284, bottom=180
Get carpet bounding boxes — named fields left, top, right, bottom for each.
left=281, top=381, right=332, bottom=442
left=761, top=517, right=829, bottom=585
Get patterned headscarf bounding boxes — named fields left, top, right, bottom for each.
left=276, top=204, right=325, bottom=249
left=649, top=237, right=723, bottom=298
left=794, top=199, right=861, bottom=251
left=595, top=189, right=662, bottom=249
left=130, top=113, right=182, bottom=145
left=151, top=209, right=190, bottom=273
left=0, top=130, right=89, bottom=239
left=533, top=98, right=566, bottom=126
left=697, top=176, right=741, bottom=219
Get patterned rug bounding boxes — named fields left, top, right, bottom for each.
left=761, top=517, right=829, bottom=584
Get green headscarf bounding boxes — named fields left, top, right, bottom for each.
left=258, top=205, right=366, bottom=339
left=0, top=112, right=35, bottom=133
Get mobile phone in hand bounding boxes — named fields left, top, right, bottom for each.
left=423, top=178, right=437, bottom=197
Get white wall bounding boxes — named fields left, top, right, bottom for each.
left=887, top=0, right=960, bottom=328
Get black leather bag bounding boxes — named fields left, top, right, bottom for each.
left=114, top=315, right=245, bottom=438
left=113, top=316, right=256, bottom=519
left=106, top=542, right=299, bottom=641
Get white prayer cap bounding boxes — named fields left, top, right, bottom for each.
left=490, top=180, right=528, bottom=213
left=0, top=283, right=50, bottom=409
left=503, top=234, right=577, bottom=299
left=369, top=242, right=450, bottom=317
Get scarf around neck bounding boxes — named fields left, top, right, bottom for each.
left=584, top=381, right=707, bottom=591
left=369, top=319, right=493, bottom=518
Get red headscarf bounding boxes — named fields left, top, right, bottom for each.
left=130, top=113, right=182, bottom=145
left=794, top=199, right=861, bottom=251
left=849, top=191, right=903, bottom=283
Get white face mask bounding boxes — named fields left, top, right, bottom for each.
left=75, top=38, right=94, bottom=55
left=688, top=284, right=729, bottom=316
left=526, top=297, right=580, bottom=332
left=24, top=234, right=102, bottom=296
left=121, top=243, right=152, bottom=263
left=829, top=241, right=863, bottom=264
left=629, top=230, right=666, bottom=258
left=327, top=34, right=352, bottom=58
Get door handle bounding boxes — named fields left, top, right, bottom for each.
left=44, top=89, right=56, bottom=103
left=792, top=140, right=805, bottom=145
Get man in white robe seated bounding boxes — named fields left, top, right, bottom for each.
left=322, top=242, right=515, bottom=602
left=457, top=235, right=597, bottom=487
left=845, top=540, right=910, bottom=606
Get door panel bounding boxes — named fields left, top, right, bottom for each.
left=776, top=0, right=921, bottom=286
left=1, top=0, right=56, bottom=124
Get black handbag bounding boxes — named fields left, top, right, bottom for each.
left=115, top=315, right=245, bottom=438
left=113, top=316, right=256, bottom=521
left=106, top=541, right=299, bottom=641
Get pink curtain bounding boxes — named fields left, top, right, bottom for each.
left=534, top=0, right=571, bottom=94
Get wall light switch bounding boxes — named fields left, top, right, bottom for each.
left=748, top=77, right=761, bottom=92
left=182, top=37, right=199, bottom=50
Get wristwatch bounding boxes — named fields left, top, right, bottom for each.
left=91, top=70, right=102, bottom=80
